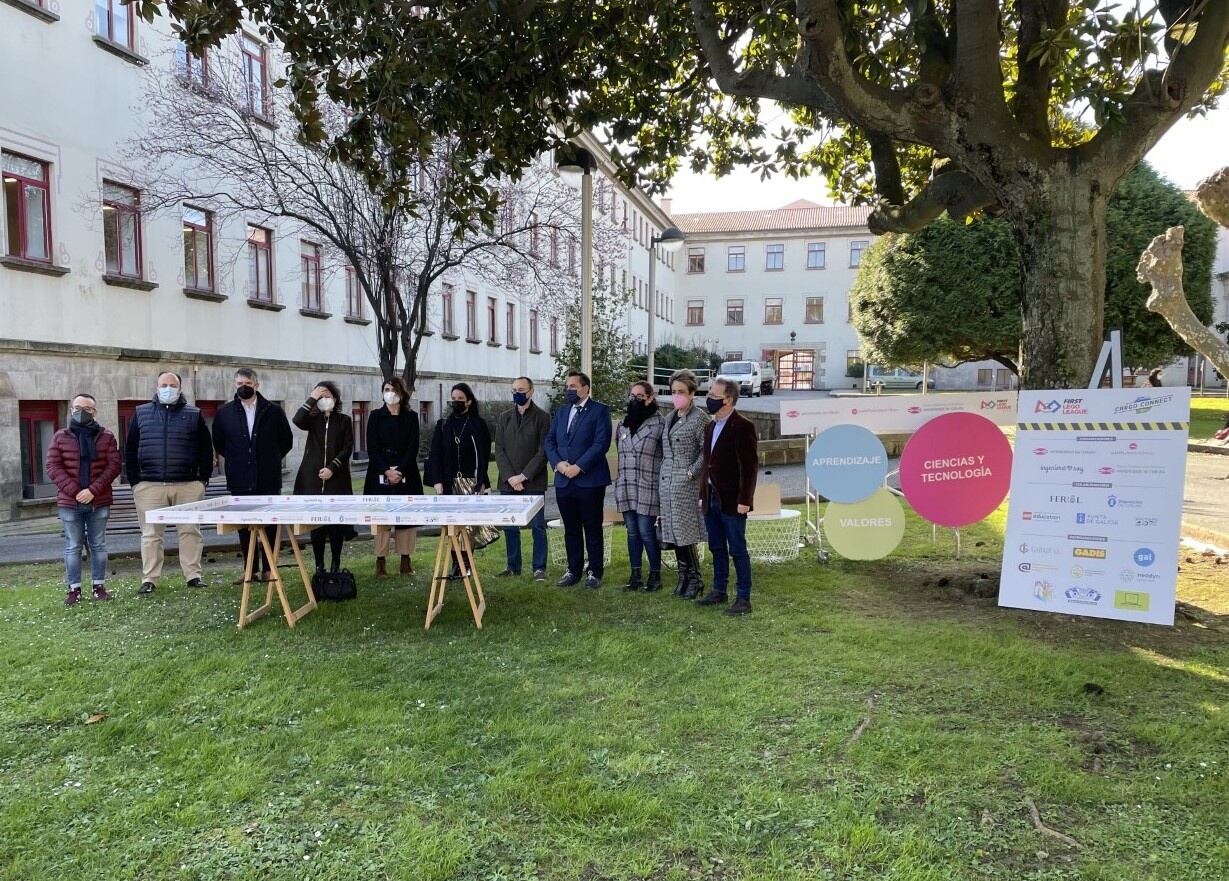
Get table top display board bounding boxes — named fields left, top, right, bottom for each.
left=999, top=388, right=1190, bottom=626
left=147, top=494, right=544, bottom=527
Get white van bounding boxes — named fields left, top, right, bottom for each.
left=716, top=360, right=762, bottom=397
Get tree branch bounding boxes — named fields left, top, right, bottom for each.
left=1077, top=2, right=1229, bottom=173
left=867, top=132, right=906, bottom=205
left=1011, top=0, right=1067, bottom=140
left=867, top=169, right=998, bottom=234
left=951, top=0, right=1010, bottom=115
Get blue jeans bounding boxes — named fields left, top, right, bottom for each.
left=58, top=506, right=110, bottom=588
left=622, top=511, right=661, bottom=572
left=504, top=502, right=548, bottom=573
left=704, top=500, right=752, bottom=600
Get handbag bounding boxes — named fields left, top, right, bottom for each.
left=452, top=473, right=502, bottom=550
left=1215, top=426, right=1229, bottom=442
left=311, top=569, right=357, bottom=602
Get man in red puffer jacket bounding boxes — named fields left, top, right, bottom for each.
left=44, top=394, right=122, bottom=605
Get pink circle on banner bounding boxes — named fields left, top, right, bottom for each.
left=899, top=412, right=1012, bottom=527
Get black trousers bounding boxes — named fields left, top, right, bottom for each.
left=310, top=526, right=346, bottom=572
left=555, top=484, right=606, bottom=577
left=238, top=525, right=278, bottom=573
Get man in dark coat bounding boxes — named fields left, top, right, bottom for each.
left=211, top=368, right=294, bottom=580
left=493, top=376, right=551, bottom=580
left=695, top=378, right=759, bottom=615
left=125, top=370, right=215, bottom=596
left=545, top=370, right=612, bottom=588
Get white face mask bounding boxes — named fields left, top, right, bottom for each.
left=383, top=391, right=400, bottom=406
left=157, top=386, right=179, bottom=404
left=318, top=397, right=335, bottom=413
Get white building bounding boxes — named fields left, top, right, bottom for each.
left=0, top=6, right=674, bottom=520
left=669, top=199, right=1012, bottom=391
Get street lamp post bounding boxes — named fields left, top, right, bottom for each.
left=555, top=145, right=598, bottom=378
left=647, top=226, right=686, bottom=388
left=789, top=330, right=797, bottom=391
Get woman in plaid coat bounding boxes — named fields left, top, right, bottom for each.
left=658, top=370, right=710, bottom=598
left=614, top=380, right=667, bottom=591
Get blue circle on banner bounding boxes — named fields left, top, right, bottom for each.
left=806, top=424, right=889, bottom=504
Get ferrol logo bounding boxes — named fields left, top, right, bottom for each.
left=1049, top=495, right=1082, bottom=504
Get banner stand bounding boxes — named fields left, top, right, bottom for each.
left=1088, top=329, right=1124, bottom=390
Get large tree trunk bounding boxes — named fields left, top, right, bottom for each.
left=1010, top=175, right=1109, bottom=389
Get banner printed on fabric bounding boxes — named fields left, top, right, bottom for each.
left=781, top=391, right=1017, bottom=436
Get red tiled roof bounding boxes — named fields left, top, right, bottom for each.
left=672, top=203, right=872, bottom=234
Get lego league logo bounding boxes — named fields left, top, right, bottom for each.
left=1034, top=397, right=1088, bottom=415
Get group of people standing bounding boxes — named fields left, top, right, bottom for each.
left=45, top=365, right=761, bottom=615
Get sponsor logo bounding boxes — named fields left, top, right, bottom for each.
left=1019, top=542, right=1061, bottom=556
left=1098, top=466, right=1115, bottom=475
left=1129, top=442, right=1139, bottom=451
left=1049, top=495, right=1082, bottom=504
left=1076, top=435, right=1116, bottom=443
left=1070, top=565, right=1104, bottom=579
left=1109, top=465, right=1166, bottom=475
left=786, top=410, right=800, bottom=418
left=1113, top=393, right=1174, bottom=416
left=1018, top=562, right=1057, bottom=573
left=1133, top=547, right=1156, bottom=568
left=1040, top=464, right=1086, bottom=474
left=1065, top=586, right=1103, bottom=605
left=1033, top=448, right=1048, bottom=456
left=907, top=406, right=921, bottom=414
left=1134, top=517, right=1158, bottom=528
left=1106, top=494, right=1143, bottom=509
left=1073, top=547, right=1108, bottom=559
left=1022, top=511, right=1061, bottom=523
left=1068, top=534, right=1108, bottom=542
left=1034, top=398, right=1088, bottom=415
left=1034, top=400, right=1061, bottom=414
left=1120, top=568, right=1160, bottom=583
left=1076, top=513, right=1118, bottom=527
left=1114, top=590, right=1151, bottom=612
left=1033, top=580, right=1055, bottom=601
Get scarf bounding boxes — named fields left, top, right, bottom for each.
left=623, top=400, right=651, bottom=435
left=69, top=420, right=100, bottom=502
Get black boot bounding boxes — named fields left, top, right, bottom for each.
left=642, top=571, right=663, bottom=592
left=623, top=567, right=643, bottom=591
left=682, top=547, right=705, bottom=600
left=672, top=560, right=690, bottom=597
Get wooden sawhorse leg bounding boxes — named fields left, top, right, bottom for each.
left=228, top=523, right=318, bottom=629
left=424, top=525, right=487, bottom=630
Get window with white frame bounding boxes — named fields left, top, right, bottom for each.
left=440, top=283, right=454, bottom=335
left=763, top=297, right=783, bottom=324
left=807, top=241, right=826, bottom=269
left=805, top=296, right=824, bottom=324
left=465, top=290, right=478, bottom=339
left=726, top=298, right=744, bottom=325
left=182, top=206, right=213, bottom=291
left=246, top=225, right=273, bottom=301
left=850, top=239, right=869, bottom=267
left=687, top=247, right=705, bottom=274
left=727, top=245, right=745, bottom=272
left=686, top=300, right=704, bottom=325
left=766, top=243, right=784, bottom=271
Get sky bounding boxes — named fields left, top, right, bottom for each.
left=663, top=103, right=1229, bottom=214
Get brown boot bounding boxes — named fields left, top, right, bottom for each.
left=400, top=555, right=414, bottom=575
left=375, top=557, right=388, bottom=578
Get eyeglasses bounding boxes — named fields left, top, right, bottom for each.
left=629, top=393, right=648, bottom=401
left=71, top=406, right=97, bottom=416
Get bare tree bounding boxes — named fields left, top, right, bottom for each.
left=122, top=44, right=625, bottom=389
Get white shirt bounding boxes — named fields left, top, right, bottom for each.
left=566, top=399, right=588, bottom=433
left=242, top=398, right=257, bottom=435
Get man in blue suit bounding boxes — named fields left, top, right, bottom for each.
left=546, top=370, right=613, bottom=588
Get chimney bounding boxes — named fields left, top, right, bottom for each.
left=659, top=197, right=673, bottom=216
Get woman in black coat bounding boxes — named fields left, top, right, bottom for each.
left=365, top=376, right=424, bottom=577
left=423, top=383, right=492, bottom=577
left=423, top=382, right=492, bottom=495
left=292, top=381, right=354, bottom=574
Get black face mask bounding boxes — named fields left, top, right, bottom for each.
left=71, top=410, right=94, bottom=426
left=705, top=397, right=725, bottom=415
left=451, top=400, right=468, bottom=415
left=236, top=385, right=256, bottom=401
left=626, top=398, right=649, bottom=418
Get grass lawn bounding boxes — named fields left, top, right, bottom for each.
left=1, top=507, right=1227, bottom=881
left=1190, top=396, right=1229, bottom=442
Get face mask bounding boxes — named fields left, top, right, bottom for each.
left=157, top=387, right=179, bottom=405
left=705, top=396, right=725, bottom=415
left=71, top=410, right=94, bottom=426
left=512, top=391, right=529, bottom=406
left=671, top=393, right=689, bottom=411
left=565, top=389, right=580, bottom=405
left=317, top=397, right=335, bottom=413
left=451, top=399, right=467, bottom=415
left=383, top=391, right=400, bottom=406
left=627, top=398, right=648, bottom=417
left=236, top=385, right=256, bottom=401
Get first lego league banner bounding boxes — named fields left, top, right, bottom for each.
left=999, top=387, right=1190, bottom=626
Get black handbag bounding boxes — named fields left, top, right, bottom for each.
left=312, top=569, right=357, bottom=602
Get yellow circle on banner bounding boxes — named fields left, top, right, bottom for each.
left=824, top=489, right=906, bottom=560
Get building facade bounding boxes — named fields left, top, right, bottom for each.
left=0, top=5, right=676, bottom=520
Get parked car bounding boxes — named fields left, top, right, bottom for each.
left=865, top=364, right=935, bottom=390
left=758, top=361, right=776, bottom=395
left=715, top=360, right=763, bottom=397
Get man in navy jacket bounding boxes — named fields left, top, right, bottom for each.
left=545, top=370, right=612, bottom=587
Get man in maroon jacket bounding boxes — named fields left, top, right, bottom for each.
left=696, top=379, right=759, bottom=615
left=44, top=394, right=123, bottom=605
